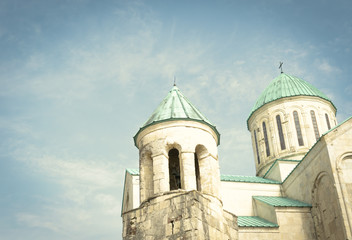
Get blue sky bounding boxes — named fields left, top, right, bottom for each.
left=1, top=0, right=352, bottom=239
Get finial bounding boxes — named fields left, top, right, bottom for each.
left=279, top=62, right=284, bottom=74
left=173, top=76, right=176, bottom=86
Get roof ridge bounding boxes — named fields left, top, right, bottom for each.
left=175, top=88, right=189, bottom=118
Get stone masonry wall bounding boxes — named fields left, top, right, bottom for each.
left=122, top=190, right=238, bottom=240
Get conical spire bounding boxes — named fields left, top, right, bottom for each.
left=134, top=86, right=220, bottom=146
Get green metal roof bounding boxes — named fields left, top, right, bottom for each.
left=247, top=73, right=336, bottom=126
left=134, top=86, right=220, bottom=146
left=126, top=168, right=140, bottom=176
left=221, top=175, right=281, bottom=184
left=253, top=196, right=311, bottom=207
left=237, top=216, right=279, bottom=228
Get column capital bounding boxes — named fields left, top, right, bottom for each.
left=151, top=151, right=168, bottom=159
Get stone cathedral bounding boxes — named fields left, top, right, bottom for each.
left=121, top=72, right=352, bottom=239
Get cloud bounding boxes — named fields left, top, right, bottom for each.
left=219, top=127, right=255, bottom=175
left=315, top=58, right=341, bottom=74
left=10, top=145, right=124, bottom=238
left=16, top=213, right=59, bottom=232
left=30, top=155, right=118, bottom=186
left=233, top=60, right=246, bottom=65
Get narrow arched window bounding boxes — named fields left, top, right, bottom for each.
left=325, top=113, right=331, bottom=130
left=262, top=122, right=270, bottom=157
left=293, top=111, right=304, bottom=146
left=310, top=110, right=320, bottom=140
left=276, top=115, right=286, bottom=150
left=169, top=149, right=181, bottom=190
left=194, top=153, right=201, bottom=191
left=254, top=129, right=260, bottom=164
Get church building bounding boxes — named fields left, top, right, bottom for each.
left=121, top=72, right=352, bottom=239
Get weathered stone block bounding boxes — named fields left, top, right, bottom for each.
left=122, top=191, right=238, bottom=240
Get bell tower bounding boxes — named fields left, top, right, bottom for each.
left=122, top=85, right=238, bottom=239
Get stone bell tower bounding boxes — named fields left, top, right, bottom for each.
left=122, top=85, right=238, bottom=239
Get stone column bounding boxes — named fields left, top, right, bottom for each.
left=152, top=153, right=169, bottom=194
left=269, top=118, right=278, bottom=159
left=301, top=111, right=314, bottom=148
left=180, top=152, right=197, bottom=191
left=209, top=155, right=220, bottom=198
left=199, top=154, right=220, bottom=198
left=139, top=150, right=153, bottom=202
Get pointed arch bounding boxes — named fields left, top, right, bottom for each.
left=312, top=172, right=346, bottom=240
left=168, top=148, right=181, bottom=190
left=195, top=144, right=219, bottom=195
left=336, top=153, right=352, bottom=235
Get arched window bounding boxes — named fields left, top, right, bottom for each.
left=276, top=115, right=286, bottom=150
left=168, top=149, right=181, bottom=190
left=293, top=111, right=304, bottom=146
left=325, top=113, right=331, bottom=130
left=194, top=153, right=201, bottom=191
left=254, top=129, right=260, bottom=164
left=310, top=110, right=320, bottom=140
left=262, top=122, right=270, bottom=157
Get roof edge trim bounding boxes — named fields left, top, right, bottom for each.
left=133, top=118, right=221, bottom=147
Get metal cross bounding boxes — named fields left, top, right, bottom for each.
left=279, top=62, right=284, bottom=73
left=173, top=76, right=176, bottom=86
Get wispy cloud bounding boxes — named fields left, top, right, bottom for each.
left=16, top=213, right=59, bottom=232
left=315, top=58, right=341, bottom=74
left=11, top=146, right=124, bottom=238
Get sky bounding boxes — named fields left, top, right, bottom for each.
left=1, top=0, right=352, bottom=239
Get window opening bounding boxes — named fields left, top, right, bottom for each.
left=169, top=149, right=181, bottom=190
left=310, top=110, right=320, bottom=141
left=276, top=115, right=286, bottom=150
left=325, top=113, right=331, bottom=130
left=262, top=122, right=271, bottom=157
left=293, top=111, right=304, bottom=146
left=254, top=130, right=260, bottom=164
left=194, top=153, right=201, bottom=191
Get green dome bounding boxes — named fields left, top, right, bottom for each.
left=247, top=73, right=335, bottom=125
left=134, top=86, right=220, bottom=146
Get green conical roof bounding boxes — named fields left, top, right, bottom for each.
left=247, top=73, right=336, bottom=125
left=134, top=86, right=220, bottom=146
